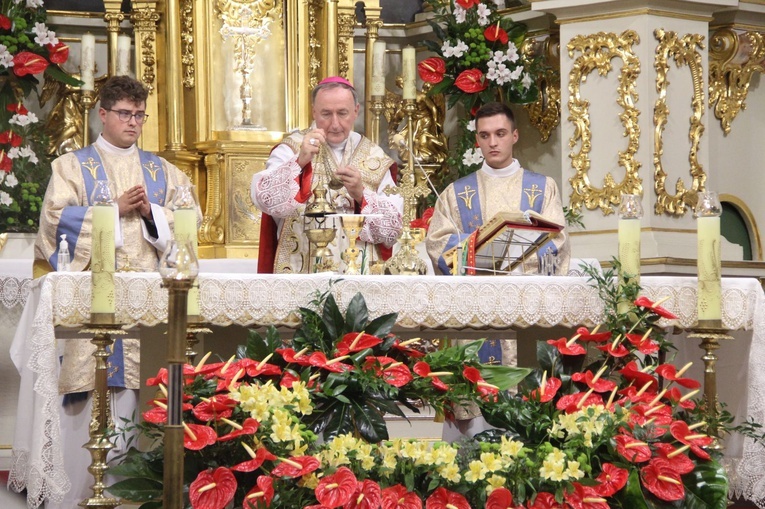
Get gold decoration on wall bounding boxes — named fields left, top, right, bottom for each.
left=653, top=28, right=706, bottom=216
left=567, top=30, right=642, bottom=215
left=40, top=77, right=84, bottom=156
left=708, top=28, right=765, bottom=135
left=180, top=0, right=195, bottom=88
left=522, top=34, right=561, bottom=143
left=337, top=12, right=356, bottom=79
left=308, top=0, right=323, bottom=88
left=131, top=2, right=160, bottom=93
left=199, top=152, right=225, bottom=244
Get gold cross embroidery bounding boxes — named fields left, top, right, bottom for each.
left=81, top=157, right=101, bottom=179
left=524, top=184, right=542, bottom=209
left=458, top=185, right=476, bottom=210
left=143, top=161, right=161, bottom=182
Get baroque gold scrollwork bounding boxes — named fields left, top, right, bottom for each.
left=130, top=3, right=160, bottom=93
left=308, top=0, right=323, bottom=89
left=199, top=152, right=225, bottom=244
left=180, top=0, right=195, bottom=88
left=567, top=31, right=642, bottom=215
left=708, top=28, right=765, bottom=135
left=653, top=28, right=706, bottom=216
left=522, top=34, right=561, bottom=143
left=337, top=13, right=356, bottom=79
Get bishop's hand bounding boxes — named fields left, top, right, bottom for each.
left=297, top=128, right=326, bottom=168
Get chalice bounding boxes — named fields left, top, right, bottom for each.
left=305, top=227, right=337, bottom=273
left=338, top=214, right=366, bottom=275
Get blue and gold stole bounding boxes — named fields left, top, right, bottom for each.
left=55, top=144, right=166, bottom=390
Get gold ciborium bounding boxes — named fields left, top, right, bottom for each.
left=384, top=226, right=428, bottom=275
left=305, top=227, right=337, bottom=273
left=339, top=215, right=366, bottom=275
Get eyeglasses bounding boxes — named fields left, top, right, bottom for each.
left=105, top=109, right=149, bottom=124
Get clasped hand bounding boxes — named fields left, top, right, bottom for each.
left=117, top=185, right=152, bottom=219
left=297, top=128, right=364, bottom=204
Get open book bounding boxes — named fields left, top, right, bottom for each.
left=443, top=210, right=563, bottom=275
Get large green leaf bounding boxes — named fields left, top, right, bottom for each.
left=352, top=400, right=389, bottom=443
left=322, top=400, right=354, bottom=440
left=536, top=340, right=559, bottom=374
left=107, top=449, right=162, bottom=481
left=479, top=364, right=533, bottom=391
left=681, top=460, right=729, bottom=509
left=429, top=77, right=455, bottom=97
left=365, top=312, right=397, bottom=338
left=244, top=326, right=282, bottom=361
left=322, top=295, right=346, bottom=340
left=345, top=293, right=369, bottom=332
left=369, top=397, right=408, bottom=419
left=613, top=469, right=651, bottom=509
left=107, top=478, right=163, bottom=503
left=45, top=65, right=84, bottom=87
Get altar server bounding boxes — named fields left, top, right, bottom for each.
left=426, top=101, right=570, bottom=275
left=252, top=76, right=403, bottom=273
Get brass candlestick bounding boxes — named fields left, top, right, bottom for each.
left=185, top=317, right=212, bottom=365
left=369, top=95, right=384, bottom=145
left=79, top=316, right=126, bottom=509
left=687, top=319, right=733, bottom=451
left=81, top=89, right=97, bottom=147
left=340, top=215, right=365, bottom=275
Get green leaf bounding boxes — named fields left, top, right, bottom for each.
left=345, top=293, right=369, bottom=332
left=479, top=365, right=533, bottom=391
left=323, top=401, right=354, bottom=440
left=45, top=65, right=84, bottom=87
left=138, top=502, right=163, bottom=509
left=107, top=448, right=162, bottom=481
left=352, top=400, right=388, bottom=443
left=322, top=294, right=346, bottom=340
left=682, top=460, right=729, bottom=509
left=370, top=398, right=407, bottom=419
left=106, top=478, right=163, bottom=502
left=536, top=340, right=559, bottom=374
left=429, top=77, right=454, bottom=97
left=245, top=326, right=281, bottom=360
left=613, top=469, right=651, bottom=509
left=365, top=313, right=397, bottom=338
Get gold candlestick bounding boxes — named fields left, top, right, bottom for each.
left=79, top=317, right=126, bottom=509
left=81, top=89, right=97, bottom=147
left=185, top=319, right=212, bottom=365
left=369, top=95, right=384, bottom=146
left=687, top=319, right=733, bottom=451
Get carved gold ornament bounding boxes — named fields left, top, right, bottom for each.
left=653, top=28, right=706, bottom=216
left=522, top=34, right=561, bottom=143
left=308, top=0, right=323, bottom=89
left=337, top=12, right=356, bottom=79
left=567, top=31, right=642, bottom=215
left=181, top=0, right=195, bottom=88
left=130, top=3, right=160, bottom=92
left=708, top=28, right=765, bottom=135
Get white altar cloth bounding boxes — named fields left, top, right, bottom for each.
left=8, top=272, right=765, bottom=508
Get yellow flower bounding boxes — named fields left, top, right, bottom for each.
left=299, top=473, right=320, bottom=489
left=486, top=475, right=506, bottom=493
left=499, top=436, right=523, bottom=457
left=464, top=460, right=488, bottom=483
left=565, top=460, right=585, bottom=480
left=480, top=452, right=503, bottom=472
left=539, top=458, right=567, bottom=482
left=438, top=463, right=461, bottom=483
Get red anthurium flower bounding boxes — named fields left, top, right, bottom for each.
left=640, top=458, right=685, bottom=501
left=618, top=361, right=658, bottom=391
left=665, top=387, right=696, bottom=410
left=571, top=370, right=617, bottom=393
left=7, top=103, right=29, bottom=115
left=232, top=445, right=277, bottom=472
left=184, top=423, right=218, bottom=450
left=417, top=58, right=446, bottom=84
left=192, top=395, right=236, bottom=422
left=575, top=326, right=612, bottom=343
left=230, top=357, right=282, bottom=378
left=670, top=420, right=713, bottom=460
left=634, top=296, right=678, bottom=319
left=628, top=404, right=672, bottom=436
left=413, top=361, right=450, bottom=391
left=12, top=52, right=49, bottom=77
left=147, top=368, right=169, bottom=386
left=547, top=337, right=586, bottom=356
left=527, top=492, right=563, bottom=509
left=425, top=487, right=470, bottom=509
left=381, top=484, right=422, bottom=509
left=391, top=339, right=426, bottom=358
left=280, top=370, right=300, bottom=389
left=242, top=475, right=275, bottom=509
left=526, top=376, right=561, bottom=403
left=218, top=417, right=260, bottom=442
left=625, top=333, right=660, bottom=354
left=454, top=69, right=487, bottom=94
left=0, top=150, right=10, bottom=172
left=483, top=23, right=509, bottom=45
left=0, top=130, right=22, bottom=147
left=276, top=347, right=313, bottom=366
left=315, top=467, right=357, bottom=508
left=455, top=0, right=481, bottom=8
left=345, top=479, right=382, bottom=509
left=617, top=386, right=655, bottom=405
left=364, top=356, right=413, bottom=388
left=336, top=331, right=383, bottom=355
left=189, top=467, right=237, bottom=509
left=653, top=443, right=695, bottom=475
left=486, top=487, right=514, bottom=509
left=655, top=364, right=701, bottom=389
left=595, top=341, right=630, bottom=358
left=556, top=392, right=603, bottom=413
left=564, top=483, right=609, bottom=509
left=595, top=463, right=628, bottom=497
left=0, top=15, right=11, bottom=30
left=309, top=352, right=354, bottom=373
left=463, top=366, right=499, bottom=399
left=142, top=405, right=167, bottom=424
left=614, top=434, right=651, bottom=463
left=271, top=455, right=321, bottom=478
left=46, top=42, right=70, bottom=65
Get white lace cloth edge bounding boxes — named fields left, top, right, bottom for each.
left=7, top=271, right=765, bottom=508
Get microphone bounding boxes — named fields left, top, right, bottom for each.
left=392, top=132, right=465, bottom=274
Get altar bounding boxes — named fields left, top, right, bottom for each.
left=6, top=271, right=765, bottom=507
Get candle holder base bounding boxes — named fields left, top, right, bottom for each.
left=687, top=321, right=734, bottom=451
left=186, top=317, right=212, bottom=365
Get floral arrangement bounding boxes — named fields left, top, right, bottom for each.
left=0, top=0, right=77, bottom=232
left=417, top=0, right=543, bottom=184
left=109, top=270, right=746, bottom=509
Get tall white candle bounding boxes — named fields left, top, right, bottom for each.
left=91, top=204, right=116, bottom=314
left=371, top=41, right=386, bottom=97
left=174, top=208, right=199, bottom=317
left=116, top=34, right=131, bottom=76
left=618, top=218, right=641, bottom=283
left=697, top=216, right=722, bottom=321
left=402, top=46, right=416, bottom=100
left=80, top=33, right=95, bottom=91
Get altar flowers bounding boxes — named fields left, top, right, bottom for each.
left=108, top=269, right=754, bottom=509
